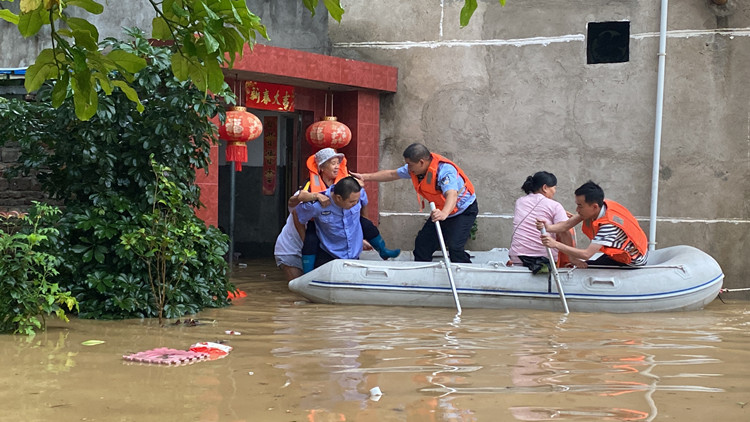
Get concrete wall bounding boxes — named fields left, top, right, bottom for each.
left=329, top=0, right=750, bottom=293
left=245, top=0, right=330, bottom=53
left=0, top=0, right=330, bottom=67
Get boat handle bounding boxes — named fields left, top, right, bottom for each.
left=590, top=278, right=616, bottom=287
left=366, top=269, right=389, bottom=278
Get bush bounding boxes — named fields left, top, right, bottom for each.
left=0, top=28, right=232, bottom=323
left=0, top=203, right=78, bottom=335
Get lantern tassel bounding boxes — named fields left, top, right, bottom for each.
left=226, top=142, right=247, bottom=172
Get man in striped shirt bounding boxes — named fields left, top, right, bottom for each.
left=539, top=181, right=649, bottom=267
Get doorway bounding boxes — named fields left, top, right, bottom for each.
left=218, top=110, right=302, bottom=259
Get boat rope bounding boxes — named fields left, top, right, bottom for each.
left=342, top=262, right=443, bottom=270
left=585, top=264, right=686, bottom=271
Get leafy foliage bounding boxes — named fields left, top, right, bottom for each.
left=0, top=203, right=78, bottom=335
left=120, top=155, right=226, bottom=325
left=460, top=0, right=506, bottom=27
left=0, top=29, right=231, bottom=321
left=0, top=0, right=346, bottom=120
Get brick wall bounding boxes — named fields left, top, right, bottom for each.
left=0, top=143, right=47, bottom=212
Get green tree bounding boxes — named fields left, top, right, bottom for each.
left=0, top=0, right=345, bottom=120
left=0, top=29, right=231, bottom=321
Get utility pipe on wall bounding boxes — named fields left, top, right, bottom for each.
left=648, top=0, right=669, bottom=251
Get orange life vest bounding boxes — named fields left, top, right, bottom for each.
left=409, top=153, right=475, bottom=214
left=305, top=154, right=349, bottom=193
left=581, top=199, right=648, bottom=264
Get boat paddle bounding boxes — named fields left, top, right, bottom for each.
left=429, top=202, right=462, bottom=317
left=539, top=226, right=570, bottom=314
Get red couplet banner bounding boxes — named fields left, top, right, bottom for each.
left=262, top=116, right=278, bottom=195
left=246, top=81, right=295, bottom=112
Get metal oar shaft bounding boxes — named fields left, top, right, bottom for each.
left=430, top=202, right=462, bottom=316
left=541, top=227, right=570, bottom=314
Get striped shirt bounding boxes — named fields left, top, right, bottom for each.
left=591, top=223, right=647, bottom=265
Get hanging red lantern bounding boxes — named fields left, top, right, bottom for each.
left=219, top=106, right=262, bottom=171
left=305, top=116, right=352, bottom=149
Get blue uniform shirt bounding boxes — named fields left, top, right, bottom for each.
left=397, top=162, right=476, bottom=217
left=295, top=185, right=368, bottom=259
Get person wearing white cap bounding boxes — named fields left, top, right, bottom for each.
left=274, top=148, right=400, bottom=279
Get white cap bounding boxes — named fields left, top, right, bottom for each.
left=314, top=148, right=345, bottom=168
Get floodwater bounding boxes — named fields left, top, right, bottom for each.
left=3, top=258, right=750, bottom=422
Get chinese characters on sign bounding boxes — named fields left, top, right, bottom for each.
left=262, top=116, right=278, bottom=195
left=246, top=81, right=295, bottom=112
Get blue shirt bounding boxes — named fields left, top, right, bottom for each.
left=295, top=185, right=368, bottom=259
left=397, top=162, right=476, bottom=217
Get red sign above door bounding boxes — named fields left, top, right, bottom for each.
left=245, top=81, right=295, bottom=112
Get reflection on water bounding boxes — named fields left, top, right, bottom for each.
left=2, top=258, right=749, bottom=421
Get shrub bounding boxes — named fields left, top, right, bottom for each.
left=0, top=203, right=78, bottom=335
left=0, top=28, right=232, bottom=322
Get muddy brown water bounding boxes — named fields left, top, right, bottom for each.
left=2, top=258, right=749, bottom=422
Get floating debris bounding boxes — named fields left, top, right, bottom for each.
left=123, top=348, right=208, bottom=365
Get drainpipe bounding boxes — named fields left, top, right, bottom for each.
left=648, top=0, right=668, bottom=251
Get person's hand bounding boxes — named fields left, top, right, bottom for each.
left=540, top=233, right=556, bottom=248
left=565, top=210, right=574, bottom=218
left=350, top=172, right=364, bottom=181
left=430, top=208, right=449, bottom=222
left=317, top=194, right=331, bottom=208
left=571, top=258, right=589, bottom=268
left=571, top=258, right=587, bottom=268
left=362, top=239, right=373, bottom=250
left=535, top=219, right=547, bottom=231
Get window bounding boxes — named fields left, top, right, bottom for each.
left=587, top=21, right=630, bottom=64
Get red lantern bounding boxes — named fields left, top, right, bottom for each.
left=219, top=106, right=262, bottom=171
left=305, top=116, right=352, bottom=149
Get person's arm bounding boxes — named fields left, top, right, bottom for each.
left=295, top=201, right=320, bottom=226
left=541, top=234, right=601, bottom=261
left=291, top=209, right=306, bottom=241
left=431, top=189, right=457, bottom=222
left=537, top=214, right=582, bottom=233
left=359, top=188, right=369, bottom=219
left=350, top=169, right=401, bottom=182
left=296, top=190, right=330, bottom=207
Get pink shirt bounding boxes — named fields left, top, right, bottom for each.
left=510, top=193, right=569, bottom=264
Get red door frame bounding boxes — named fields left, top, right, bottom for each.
left=194, top=44, right=398, bottom=227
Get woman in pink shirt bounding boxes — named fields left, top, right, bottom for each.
left=509, top=171, right=575, bottom=269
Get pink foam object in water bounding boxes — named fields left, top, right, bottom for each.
left=122, top=347, right=209, bottom=365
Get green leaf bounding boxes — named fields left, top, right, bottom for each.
left=20, top=0, right=43, bottom=14
left=205, top=58, right=224, bottom=93
left=106, top=50, right=147, bottom=74
left=112, top=80, right=144, bottom=113
left=24, top=48, right=59, bottom=92
left=171, top=52, right=190, bottom=81
left=72, top=29, right=99, bottom=51
left=0, top=9, right=20, bottom=24
left=302, top=0, right=317, bottom=16
left=66, top=0, right=104, bottom=15
left=18, top=8, right=45, bottom=37
left=66, top=17, right=100, bottom=42
left=202, top=31, right=220, bottom=54
left=201, top=1, right=220, bottom=20
left=323, top=0, right=345, bottom=22
left=70, top=69, right=98, bottom=121
left=460, top=0, right=478, bottom=27
left=50, top=71, right=70, bottom=108
left=81, top=340, right=106, bottom=346
left=151, top=17, right=172, bottom=40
